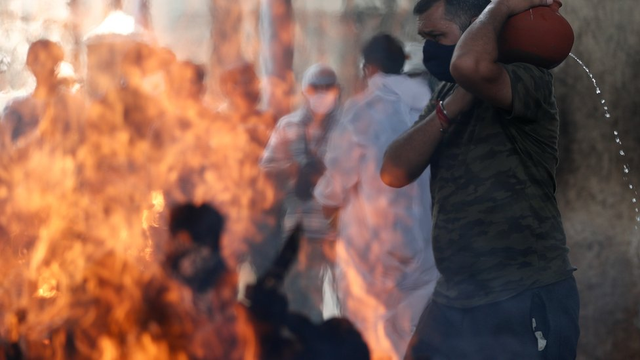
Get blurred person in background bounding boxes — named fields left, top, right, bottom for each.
left=314, top=34, right=438, bottom=360
left=214, top=62, right=281, bottom=296
left=1, top=39, right=64, bottom=145
left=260, top=64, right=341, bottom=323
left=219, top=61, right=275, bottom=137
left=1, top=40, right=87, bottom=151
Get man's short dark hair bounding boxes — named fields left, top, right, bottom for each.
left=413, top=0, right=491, bottom=31
left=362, top=33, right=406, bottom=75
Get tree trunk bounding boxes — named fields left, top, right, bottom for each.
left=67, top=0, right=83, bottom=71
left=209, top=0, right=246, bottom=97
left=110, top=0, right=123, bottom=11
left=135, top=0, right=153, bottom=32
left=259, top=0, right=295, bottom=119
left=379, top=0, right=398, bottom=32
left=337, top=0, right=365, bottom=96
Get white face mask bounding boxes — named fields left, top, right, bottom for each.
left=306, top=92, right=338, bottom=115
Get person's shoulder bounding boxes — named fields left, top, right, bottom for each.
left=503, top=62, right=553, bottom=83
left=275, top=109, right=305, bottom=127
left=270, top=109, right=307, bottom=140
left=1, top=95, right=34, bottom=121
left=338, top=95, right=378, bottom=132
left=343, top=88, right=389, bottom=115
left=342, top=93, right=370, bottom=115
left=338, top=92, right=395, bottom=142
left=501, top=63, right=555, bottom=102
left=3, top=95, right=32, bottom=110
left=502, top=62, right=547, bottom=71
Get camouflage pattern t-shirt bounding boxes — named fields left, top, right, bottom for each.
left=420, top=63, right=575, bottom=308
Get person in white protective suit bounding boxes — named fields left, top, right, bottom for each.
left=314, top=33, right=439, bottom=360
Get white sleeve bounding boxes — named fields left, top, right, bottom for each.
left=314, top=119, right=362, bottom=208
left=259, top=120, right=295, bottom=171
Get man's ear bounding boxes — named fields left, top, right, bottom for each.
left=363, top=64, right=380, bottom=78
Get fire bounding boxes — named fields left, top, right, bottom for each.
left=0, top=1, right=412, bottom=359
left=0, top=6, right=274, bottom=358
left=34, top=269, right=59, bottom=299
left=142, top=191, right=165, bottom=230
left=338, top=243, right=397, bottom=360
left=142, top=190, right=166, bottom=260
left=34, top=279, right=58, bottom=299
left=84, top=10, right=139, bottom=38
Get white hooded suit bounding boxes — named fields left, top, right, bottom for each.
left=314, top=73, right=439, bottom=360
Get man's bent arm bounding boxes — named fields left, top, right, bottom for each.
left=450, top=0, right=552, bottom=110
left=381, top=88, right=473, bottom=188
left=381, top=110, right=443, bottom=188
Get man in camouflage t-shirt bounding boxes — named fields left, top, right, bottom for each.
left=381, top=0, right=580, bottom=359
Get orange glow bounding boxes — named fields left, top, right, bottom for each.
left=0, top=1, right=309, bottom=358
left=34, top=274, right=58, bottom=299
left=338, top=242, right=396, bottom=360
left=85, top=10, right=138, bottom=38
left=0, top=32, right=275, bottom=360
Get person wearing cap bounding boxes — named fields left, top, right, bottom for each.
left=313, top=34, right=438, bottom=360
left=260, top=63, right=341, bottom=322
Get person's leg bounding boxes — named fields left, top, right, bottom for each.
left=284, top=237, right=333, bottom=322
left=404, top=300, right=463, bottom=360
left=535, top=276, right=580, bottom=360
left=386, top=281, right=437, bottom=360
left=405, top=290, right=545, bottom=360
left=460, top=291, right=542, bottom=360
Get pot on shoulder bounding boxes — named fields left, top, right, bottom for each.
left=498, top=0, right=574, bottom=69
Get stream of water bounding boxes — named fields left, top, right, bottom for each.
left=569, top=53, right=640, bottom=236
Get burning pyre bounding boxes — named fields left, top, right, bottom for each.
left=0, top=3, right=395, bottom=359
left=0, top=9, right=282, bottom=360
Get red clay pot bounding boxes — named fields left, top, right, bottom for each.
left=498, top=0, right=574, bottom=69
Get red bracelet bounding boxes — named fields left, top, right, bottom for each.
left=435, top=100, right=451, bottom=131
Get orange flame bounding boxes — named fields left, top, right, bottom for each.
left=0, top=41, right=271, bottom=360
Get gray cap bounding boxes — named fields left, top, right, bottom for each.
left=301, top=63, right=338, bottom=89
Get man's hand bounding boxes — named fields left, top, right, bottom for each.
left=493, top=0, right=552, bottom=16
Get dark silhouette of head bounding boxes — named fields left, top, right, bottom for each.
left=362, top=33, right=406, bottom=77
left=169, top=203, right=225, bottom=252
left=166, top=203, right=227, bottom=292
left=26, top=39, right=64, bottom=86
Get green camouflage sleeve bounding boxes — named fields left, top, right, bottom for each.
left=414, top=82, right=454, bottom=126
left=503, top=62, right=556, bottom=122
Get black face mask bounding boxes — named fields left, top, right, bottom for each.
left=422, top=40, right=457, bottom=83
